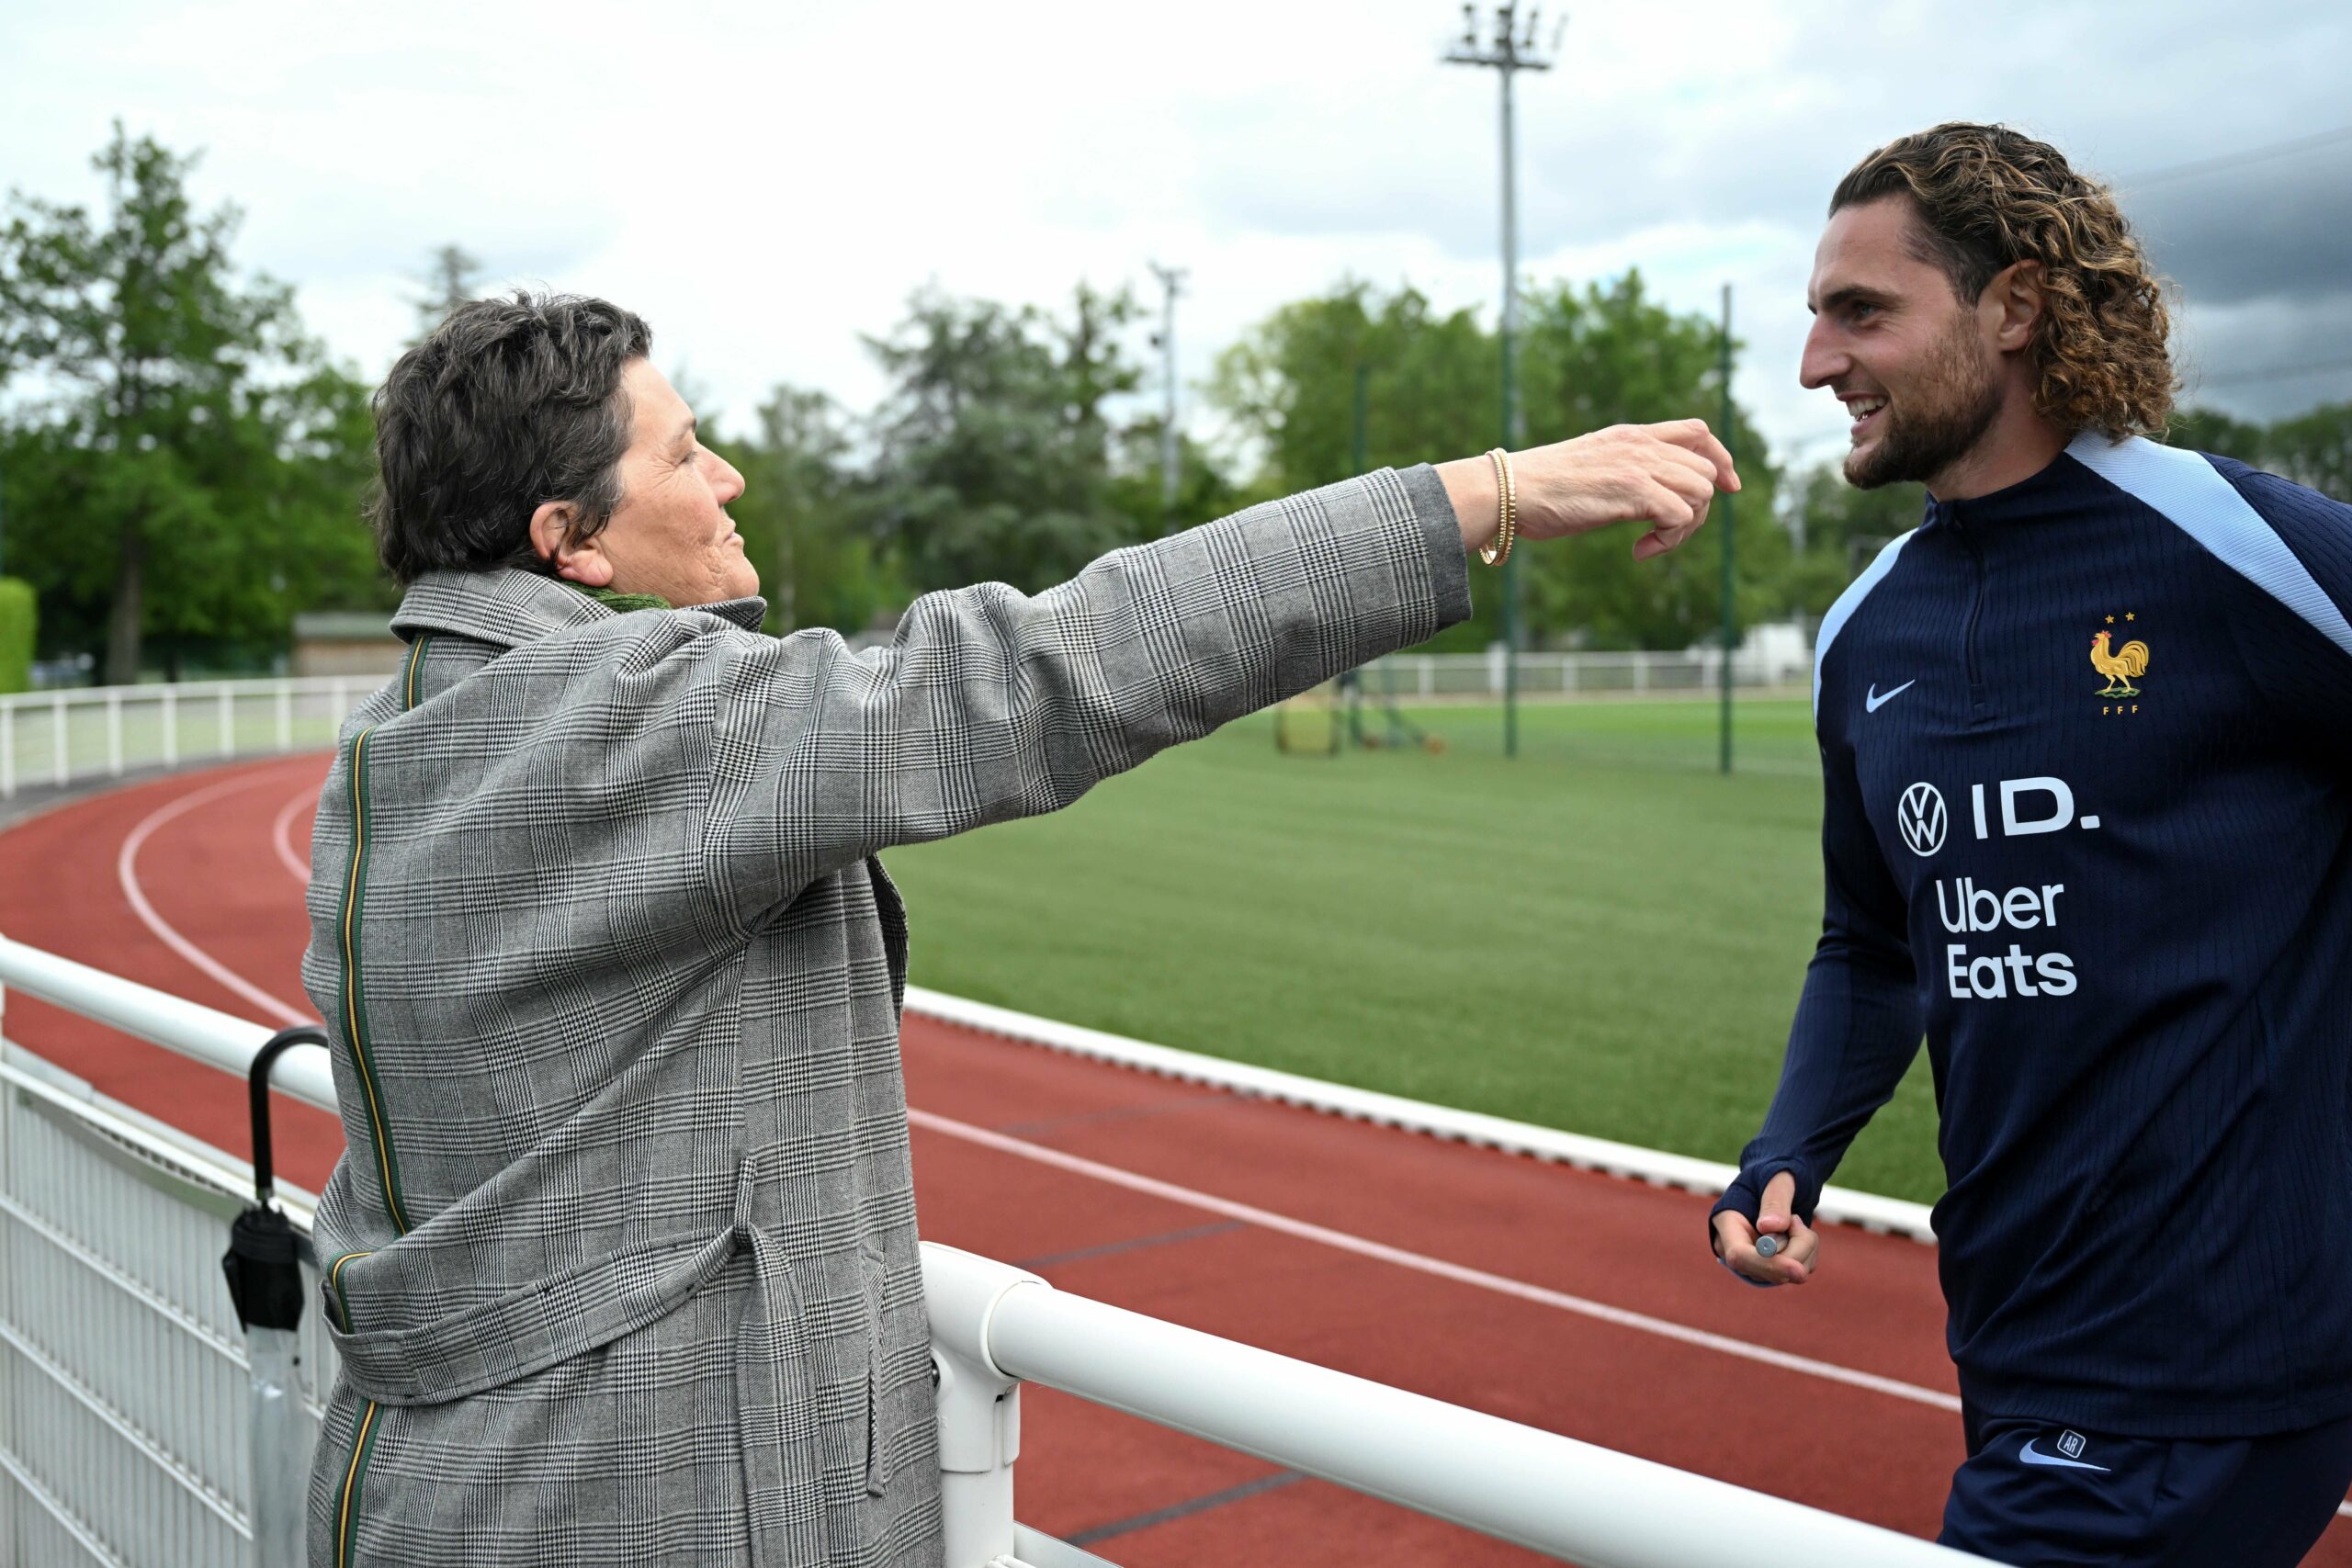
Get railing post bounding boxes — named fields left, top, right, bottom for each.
left=1419, top=658, right=1432, bottom=698
left=162, top=685, right=176, bottom=769
left=1, top=702, right=13, bottom=799
left=275, top=681, right=292, bottom=752
left=106, top=689, right=123, bottom=776
left=217, top=684, right=234, bottom=757
left=1634, top=653, right=1649, bottom=694
left=52, top=691, right=68, bottom=786
left=922, top=1247, right=1041, bottom=1568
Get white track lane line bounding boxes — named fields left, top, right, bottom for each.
left=270, top=786, right=314, bottom=886
left=907, top=1108, right=1965, bottom=1415
left=128, top=777, right=2352, bottom=1520
left=117, top=770, right=311, bottom=1028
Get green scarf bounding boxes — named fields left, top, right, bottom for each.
left=563, top=581, right=672, bottom=615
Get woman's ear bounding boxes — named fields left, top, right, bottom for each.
left=528, top=501, right=613, bottom=586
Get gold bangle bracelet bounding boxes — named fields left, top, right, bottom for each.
left=1480, top=446, right=1517, bottom=567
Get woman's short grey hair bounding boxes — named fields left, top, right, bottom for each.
left=368, top=291, right=653, bottom=583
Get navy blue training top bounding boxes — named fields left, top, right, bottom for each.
left=1713, top=431, right=2352, bottom=1438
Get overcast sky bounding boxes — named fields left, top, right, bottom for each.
left=5, top=0, right=2346, bottom=474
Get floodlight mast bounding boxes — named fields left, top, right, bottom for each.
left=1443, top=6, right=1555, bottom=761
left=1149, top=262, right=1189, bottom=516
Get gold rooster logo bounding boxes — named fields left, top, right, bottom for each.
left=2090, top=628, right=2150, bottom=697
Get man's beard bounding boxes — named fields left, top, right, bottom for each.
left=1845, top=319, right=2004, bottom=491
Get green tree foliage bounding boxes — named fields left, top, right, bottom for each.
left=2165, top=400, right=2352, bottom=499
left=2165, top=404, right=2267, bottom=466
left=706, top=385, right=900, bottom=636
left=2262, top=401, right=2352, bottom=499
left=0, top=124, right=383, bottom=682
left=1214, top=274, right=1792, bottom=650
left=1781, top=462, right=1928, bottom=620
left=0, top=577, right=32, bottom=693
left=866, top=284, right=1148, bottom=594
left=1208, top=283, right=1499, bottom=649
left=1106, top=419, right=1238, bottom=537
left=1518, top=274, right=1786, bottom=649
left=1209, top=281, right=1495, bottom=500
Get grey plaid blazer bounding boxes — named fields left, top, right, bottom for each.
left=298, top=467, right=1469, bottom=1566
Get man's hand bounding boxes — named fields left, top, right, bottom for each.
left=1711, top=1170, right=1820, bottom=1287
left=1440, top=420, right=1742, bottom=560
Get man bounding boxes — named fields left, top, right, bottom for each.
left=1711, top=123, right=2352, bottom=1565
left=303, top=290, right=1736, bottom=1566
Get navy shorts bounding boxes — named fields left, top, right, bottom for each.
left=1939, top=1405, right=2352, bottom=1567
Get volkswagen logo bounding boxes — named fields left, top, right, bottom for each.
left=1897, top=783, right=1947, bottom=857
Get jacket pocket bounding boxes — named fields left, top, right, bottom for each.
left=866, top=858, right=909, bottom=1016
left=860, top=1242, right=893, bottom=1496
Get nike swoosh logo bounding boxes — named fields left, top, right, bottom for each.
left=1865, top=680, right=1917, bottom=713
left=2018, top=1438, right=2111, bottom=1472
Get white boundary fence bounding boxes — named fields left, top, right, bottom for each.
left=0, top=654, right=1822, bottom=803
left=1361, top=648, right=1810, bottom=702
left=0, top=934, right=1984, bottom=1567
left=0, top=680, right=370, bottom=801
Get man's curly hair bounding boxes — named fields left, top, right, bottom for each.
left=1831, top=122, right=2177, bottom=439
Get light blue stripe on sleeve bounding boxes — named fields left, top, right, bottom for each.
left=2067, top=432, right=2352, bottom=660
left=1813, top=529, right=1917, bottom=719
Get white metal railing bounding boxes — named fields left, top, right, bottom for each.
left=0, top=934, right=1984, bottom=1567
left=0, top=679, right=368, bottom=800
left=1359, top=649, right=1812, bottom=702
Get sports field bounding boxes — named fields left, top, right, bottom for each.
left=883, top=694, right=1946, bottom=1205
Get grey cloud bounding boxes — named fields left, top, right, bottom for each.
left=2173, top=289, right=2352, bottom=422
left=2124, top=148, right=2352, bottom=309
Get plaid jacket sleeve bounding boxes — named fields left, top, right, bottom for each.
left=700, top=465, right=1471, bottom=922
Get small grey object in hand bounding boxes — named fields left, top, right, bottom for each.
left=1756, top=1234, right=1783, bottom=1258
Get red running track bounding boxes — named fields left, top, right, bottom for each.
left=4, top=755, right=2346, bottom=1566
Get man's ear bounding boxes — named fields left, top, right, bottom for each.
left=1985, top=260, right=2045, bottom=355
left=528, top=501, right=613, bottom=587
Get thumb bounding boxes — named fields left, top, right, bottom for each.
left=1757, top=1170, right=1797, bottom=1235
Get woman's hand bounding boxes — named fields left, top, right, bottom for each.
left=1441, top=420, right=1741, bottom=560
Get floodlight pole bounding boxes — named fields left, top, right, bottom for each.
left=1445, top=5, right=1554, bottom=760
left=1150, top=262, right=1188, bottom=516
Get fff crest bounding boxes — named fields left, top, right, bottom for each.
left=2090, top=615, right=2151, bottom=708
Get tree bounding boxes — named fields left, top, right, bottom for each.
left=2262, top=401, right=2352, bottom=500
left=1211, top=273, right=1804, bottom=650
left=1209, top=281, right=1495, bottom=502
left=707, top=385, right=899, bottom=637
left=411, top=243, right=484, bottom=340
left=2165, top=404, right=2267, bottom=466
left=1106, top=419, right=1238, bottom=540
left=1207, top=282, right=1498, bottom=648
left=1781, top=462, right=1928, bottom=623
left=865, top=284, right=1147, bottom=594
left=1513, top=273, right=1790, bottom=649
left=0, top=124, right=381, bottom=681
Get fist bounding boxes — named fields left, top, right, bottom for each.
left=1712, top=1170, right=1819, bottom=1287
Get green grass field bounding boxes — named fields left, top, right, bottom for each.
left=882, top=695, right=1945, bottom=1205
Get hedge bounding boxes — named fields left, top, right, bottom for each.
left=0, top=579, right=33, bottom=695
